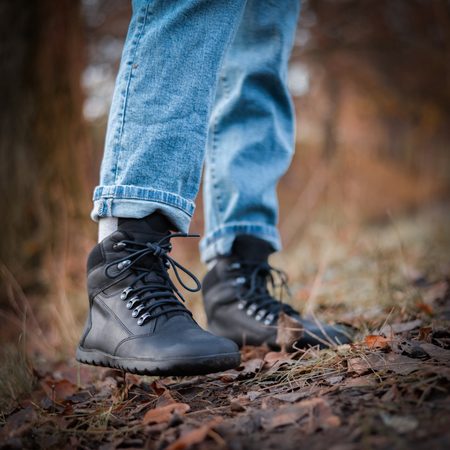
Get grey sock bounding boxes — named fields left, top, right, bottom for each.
left=98, top=217, right=118, bottom=242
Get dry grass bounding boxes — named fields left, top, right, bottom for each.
left=0, top=343, right=36, bottom=413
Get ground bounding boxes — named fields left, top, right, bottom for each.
left=0, top=206, right=449, bottom=450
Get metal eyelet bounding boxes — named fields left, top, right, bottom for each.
left=237, top=300, right=246, bottom=310
left=137, top=312, right=151, bottom=326
left=126, top=296, right=140, bottom=309
left=246, top=303, right=258, bottom=316
left=255, top=310, right=267, bottom=321
left=120, top=287, right=133, bottom=300
left=228, top=262, right=241, bottom=271
left=132, top=304, right=146, bottom=318
left=117, top=260, right=131, bottom=270
left=232, top=276, right=246, bottom=287
left=113, top=242, right=126, bottom=251
left=264, top=313, right=275, bottom=325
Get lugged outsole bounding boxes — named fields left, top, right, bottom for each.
left=76, top=347, right=241, bottom=376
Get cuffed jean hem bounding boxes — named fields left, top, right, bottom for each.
left=199, top=222, right=282, bottom=263
left=91, top=185, right=195, bottom=233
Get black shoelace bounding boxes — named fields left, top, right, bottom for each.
left=228, top=261, right=297, bottom=325
left=105, top=233, right=201, bottom=326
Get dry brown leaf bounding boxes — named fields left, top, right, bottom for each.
left=0, top=407, right=38, bottom=439
left=247, top=390, right=263, bottom=401
left=380, top=319, right=422, bottom=336
left=380, top=413, right=418, bottom=434
left=342, top=374, right=377, bottom=389
left=261, top=397, right=340, bottom=432
left=423, top=280, right=449, bottom=304
left=264, top=351, right=293, bottom=365
left=418, top=326, right=433, bottom=341
left=41, top=378, right=78, bottom=402
left=364, top=335, right=391, bottom=350
left=165, top=417, right=223, bottom=450
left=420, top=343, right=450, bottom=363
left=156, top=389, right=177, bottom=407
left=261, top=405, right=306, bottom=430
left=142, top=402, right=190, bottom=425
left=150, top=379, right=169, bottom=395
left=273, top=392, right=305, bottom=403
left=348, top=353, right=420, bottom=376
left=276, top=311, right=304, bottom=352
left=237, top=358, right=264, bottom=377
left=230, top=401, right=246, bottom=412
left=416, top=302, right=434, bottom=315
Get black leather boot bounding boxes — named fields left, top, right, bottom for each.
left=202, top=235, right=352, bottom=349
left=76, top=214, right=240, bottom=376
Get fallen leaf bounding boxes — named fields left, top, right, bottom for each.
left=348, top=353, right=420, bottom=376
left=219, top=372, right=239, bottom=383
left=261, top=397, right=340, bottom=432
left=276, top=311, right=304, bottom=352
left=241, top=345, right=270, bottom=361
left=418, top=326, right=433, bottom=341
left=416, top=302, right=433, bottom=315
left=247, top=390, right=263, bottom=401
left=342, top=374, right=377, bottom=389
left=142, top=403, right=190, bottom=425
left=423, top=280, right=449, bottom=304
left=326, top=375, right=345, bottom=385
left=380, top=319, right=422, bottom=336
left=230, top=401, right=246, bottom=412
left=431, top=328, right=450, bottom=349
left=41, top=378, right=78, bottom=402
left=392, top=340, right=429, bottom=359
left=380, top=412, right=418, bottom=434
left=165, top=417, right=223, bottom=450
left=261, top=405, right=306, bottom=430
left=419, top=343, right=450, bottom=363
left=156, top=389, right=177, bottom=407
left=273, top=392, right=305, bottom=403
left=264, top=351, right=293, bottom=364
left=0, top=407, right=37, bottom=439
left=364, top=335, right=390, bottom=350
left=237, top=358, right=264, bottom=377
left=150, top=379, right=169, bottom=395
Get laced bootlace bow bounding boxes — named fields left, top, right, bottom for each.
left=228, top=261, right=296, bottom=325
left=105, top=233, right=201, bottom=326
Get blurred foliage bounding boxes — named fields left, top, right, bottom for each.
left=0, top=0, right=449, bottom=347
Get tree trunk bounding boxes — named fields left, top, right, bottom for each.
left=0, top=0, right=88, bottom=302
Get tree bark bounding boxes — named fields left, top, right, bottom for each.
left=0, top=0, right=88, bottom=301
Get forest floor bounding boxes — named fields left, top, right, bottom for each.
left=1, top=205, right=449, bottom=450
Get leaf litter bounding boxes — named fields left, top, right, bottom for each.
left=1, top=215, right=450, bottom=449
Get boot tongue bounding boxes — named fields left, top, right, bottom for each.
left=118, top=213, right=173, bottom=243
left=116, top=213, right=173, bottom=277
left=231, top=235, right=274, bottom=262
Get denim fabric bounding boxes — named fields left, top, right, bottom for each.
left=200, top=0, right=301, bottom=262
left=92, top=0, right=300, bottom=261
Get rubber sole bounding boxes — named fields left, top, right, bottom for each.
left=76, top=346, right=241, bottom=376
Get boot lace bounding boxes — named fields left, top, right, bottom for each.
left=105, top=233, right=201, bottom=326
left=228, top=261, right=296, bottom=325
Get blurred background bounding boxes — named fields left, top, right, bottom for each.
left=0, top=0, right=449, bottom=358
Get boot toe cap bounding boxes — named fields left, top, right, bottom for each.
left=115, top=327, right=239, bottom=360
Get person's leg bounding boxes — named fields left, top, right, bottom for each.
left=77, top=0, right=247, bottom=376
left=93, top=0, right=246, bottom=233
left=201, top=0, right=353, bottom=349
left=200, top=0, right=300, bottom=262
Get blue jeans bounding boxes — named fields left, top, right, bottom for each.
left=92, top=0, right=300, bottom=262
